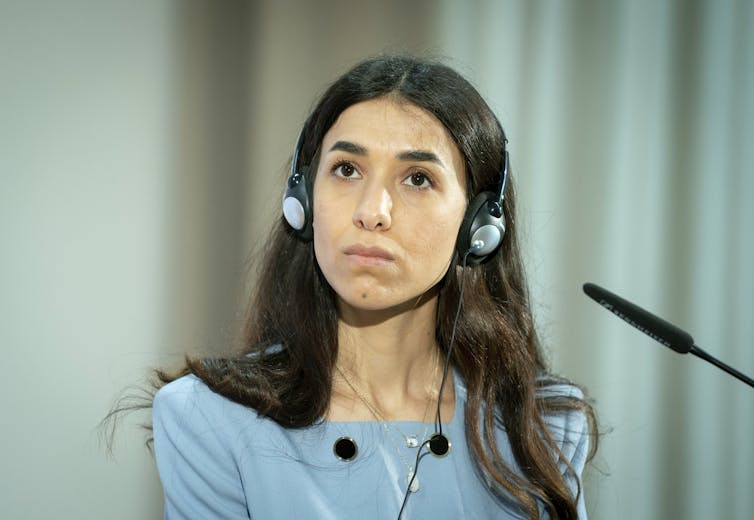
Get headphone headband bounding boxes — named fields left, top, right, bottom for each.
left=290, top=127, right=306, bottom=178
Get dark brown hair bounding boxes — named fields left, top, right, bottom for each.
left=157, top=55, right=596, bottom=518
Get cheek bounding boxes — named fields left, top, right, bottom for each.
left=312, top=182, right=349, bottom=240
left=409, top=209, right=464, bottom=267
left=312, top=186, right=334, bottom=233
left=313, top=204, right=334, bottom=261
left=312, top=200, right=347, bottom=284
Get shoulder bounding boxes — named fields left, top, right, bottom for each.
left=153, top=373, right=262, bottom=446
left=153, top=374, right=238, bottom=460
left=537, top=382, right=592, bottom=495
left=537, top=382, right=592, bottom=517
left=153, top=374, right=255, bottom=517
left=536, top=381, right=584, bottom=401
left=154, top=374, right=228, bottom=434
left=153, top=372, right=221, bottom=413
left=537, top=382, right=590, bottom=453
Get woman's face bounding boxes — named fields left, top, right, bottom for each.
left=312, top=97, right=467, bottom=313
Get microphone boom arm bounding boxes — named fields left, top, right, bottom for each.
left=689, top=344, right=754, bottom=388
left=583, top=282, right=754, bottom=390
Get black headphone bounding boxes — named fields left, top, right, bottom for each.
left=455, top=147, right=509, bottom=264
left=282, top=127, right=510, bottom=262
left=282, top=128, right=314, bottom=241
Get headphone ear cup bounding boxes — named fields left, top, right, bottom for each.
left=282, top=171, right=313, bottom=241
left=456, top=191, right=506, bottom=264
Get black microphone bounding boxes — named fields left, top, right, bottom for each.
left=583, top=282, right=754, bottom=389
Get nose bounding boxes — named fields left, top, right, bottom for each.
left=352, top=179, right=392, bottom=231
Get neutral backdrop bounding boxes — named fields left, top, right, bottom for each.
left=2, top=1, right=752, bottom=518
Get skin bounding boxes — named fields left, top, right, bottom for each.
left=312, top=96, right=467, bottom=422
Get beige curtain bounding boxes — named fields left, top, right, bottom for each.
left=437, top=1, right=754, bottom=518
left=4, top=1, right=750, bottom=518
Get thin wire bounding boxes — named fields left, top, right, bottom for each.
left=398, top=250, right=472, bottom=520
left=435, top=250, right=471, bottom=435
left=397, top=439, right=432, bottom=518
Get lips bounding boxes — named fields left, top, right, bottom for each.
left=343, top=244, right=395, bottom=262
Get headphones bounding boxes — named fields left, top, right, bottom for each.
left=282, top=126, right=510, bottom=263
left=282, top=128, right=314, bottom=241
left=454, top=147, right=509, bottom=263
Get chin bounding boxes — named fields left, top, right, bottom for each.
left=336, top=286, right=438, bottom=316
left=339, top=292, right=392, bottom=311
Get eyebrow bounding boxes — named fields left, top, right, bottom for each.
left=329, top=140, right=367, bottom=155
left=397, top=150, right=443, bottom=166
left=328, top=140, right=445, bottom=167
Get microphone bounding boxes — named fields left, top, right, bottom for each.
left=583, top=282, right=754, bottom=389
left=583, top=283, right=693, bottom=353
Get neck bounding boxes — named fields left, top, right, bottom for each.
left=331, top=290, right=453, bottom=422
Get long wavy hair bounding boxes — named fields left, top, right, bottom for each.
left=154, top=55, right=596, bottom=519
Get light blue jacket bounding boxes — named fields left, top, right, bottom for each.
left=153, top=373, right=589, bottom=519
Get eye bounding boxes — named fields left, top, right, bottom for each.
left=403, top=171, right=433, bottom=189
left=332, top=161, right=361, bottom=179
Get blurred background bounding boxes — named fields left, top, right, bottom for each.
left=1, top=0, right=752, bottom=518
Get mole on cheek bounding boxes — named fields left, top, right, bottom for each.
left=361, top=293, right=367, bottom=299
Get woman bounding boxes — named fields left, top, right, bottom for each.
left=152, top=55, right=596, bottom=519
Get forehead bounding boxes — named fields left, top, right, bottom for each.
left=320, top=97, right=462, bottom=163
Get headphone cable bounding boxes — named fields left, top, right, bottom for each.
left=397, top=249, right=472, bottom=519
